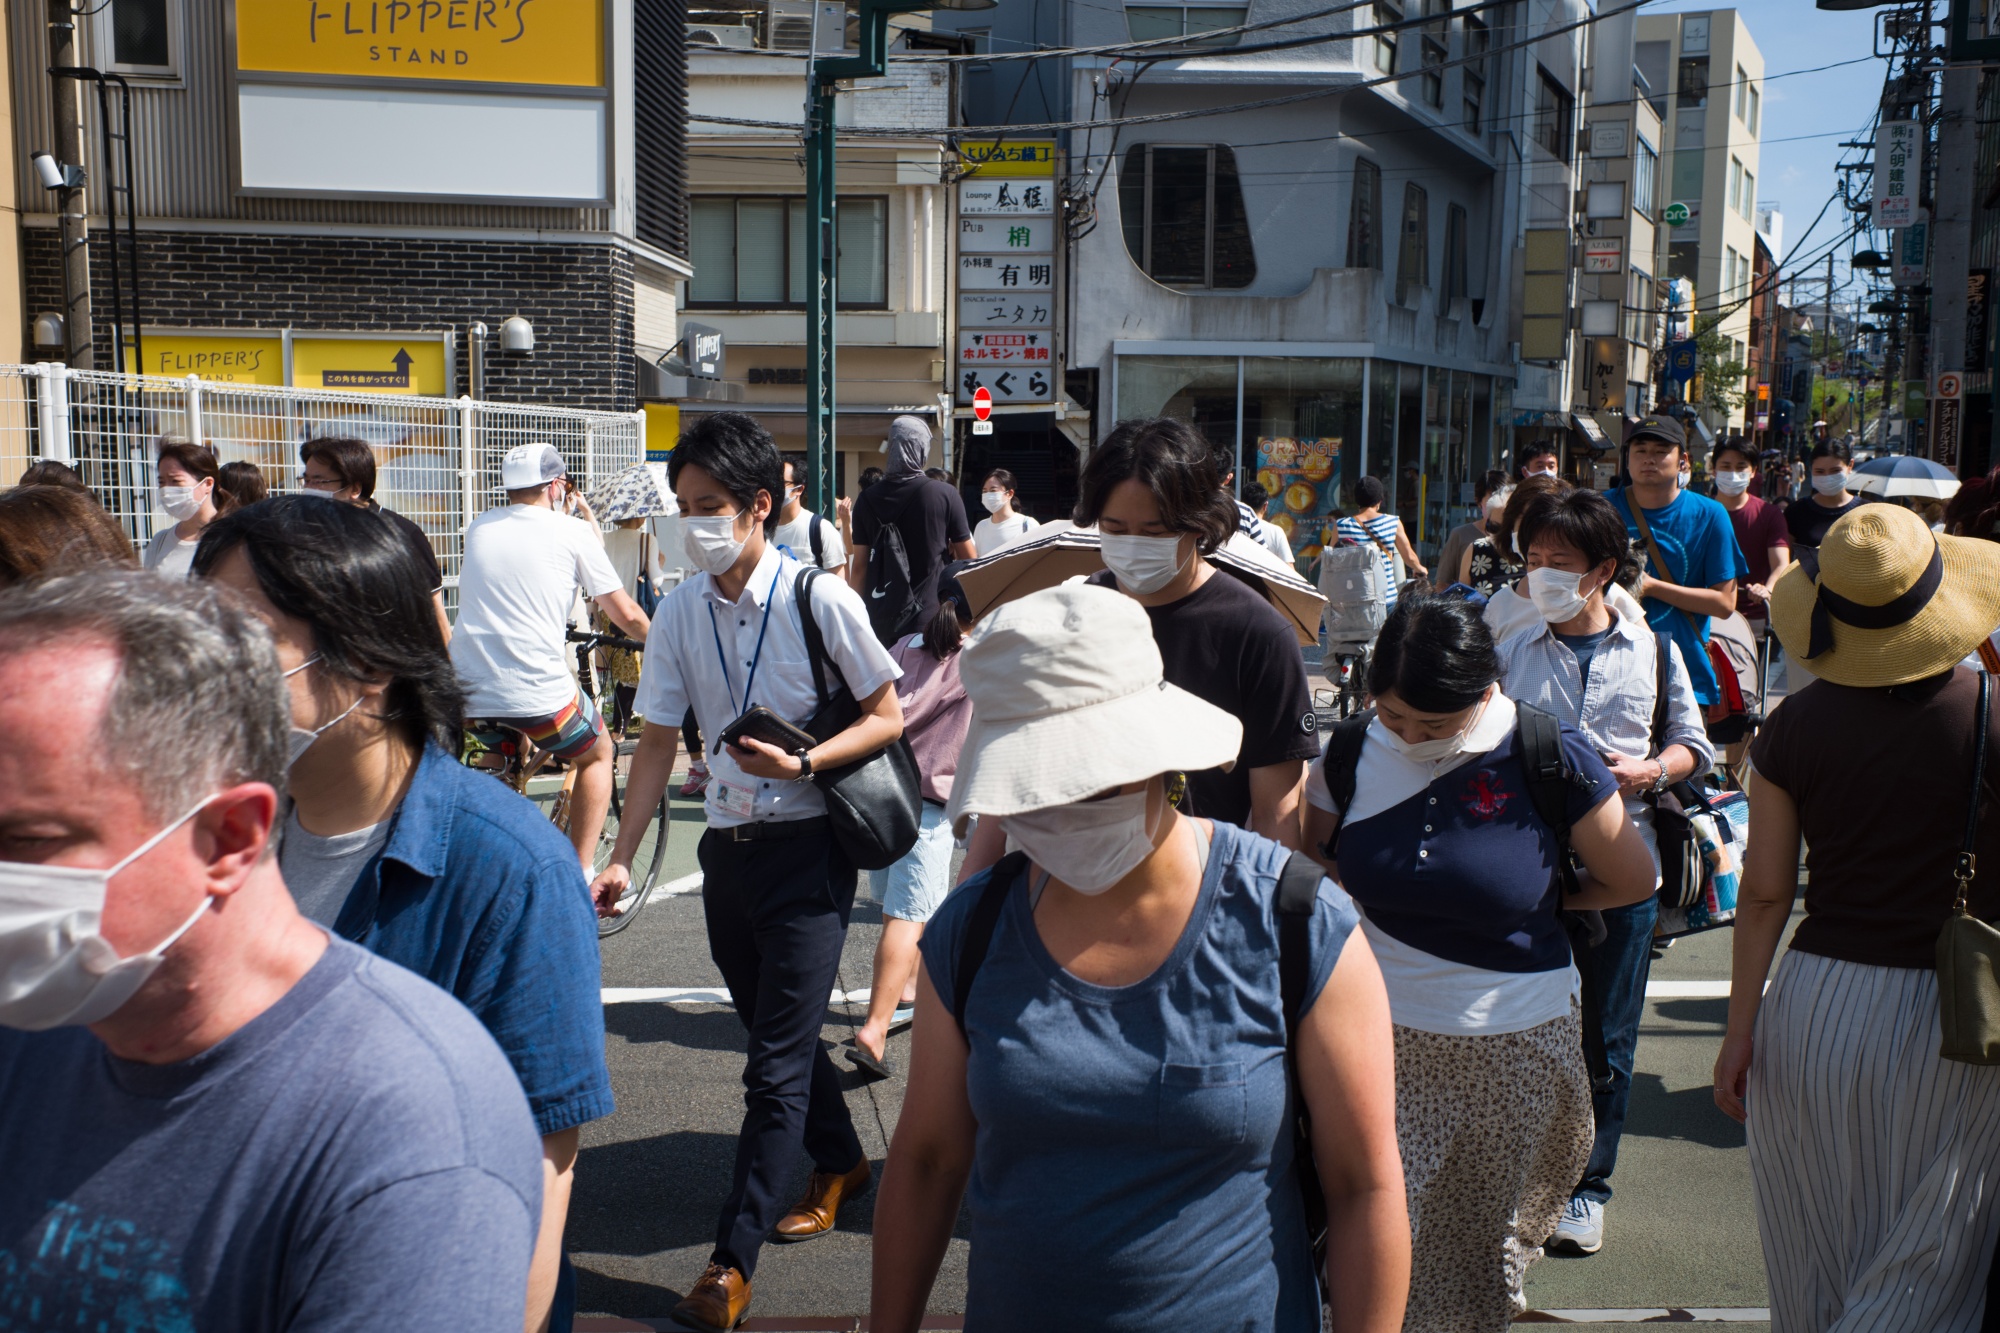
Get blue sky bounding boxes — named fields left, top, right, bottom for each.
left=1639, top=0, right=1887, bottom=299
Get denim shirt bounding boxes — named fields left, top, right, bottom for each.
left=331, top=742, right=614, bottom=1138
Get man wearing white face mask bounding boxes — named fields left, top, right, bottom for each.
left=1493, top=488, right=1711, bottom=1257
left=451, top=442, right=652, bottom=877
left=596, top=412, right=904, bottom=1333
left=0, top=571, right=544, bottom=1331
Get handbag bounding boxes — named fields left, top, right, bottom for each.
left=1936, top=672, right=1998, bottom=1064
left=1642, top=628, right=1743, bottom=937
left=793, top=567, right=924, bottom=871
left=633, top=531, right=663, bottom=617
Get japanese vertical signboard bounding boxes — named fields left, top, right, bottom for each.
left=1968, top=270, right=1992, bottom=373
left=956, top=142, right=1057, bottom=406
left=1875, top=121, right=1921, bottom=230
left=1894, top=217, right=1928, bottom=287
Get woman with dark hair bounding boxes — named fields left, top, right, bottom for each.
left=1075, top=417, right=1318, bottom=846
left=847, top=573, right=976, bottom=1079
left=217, top=459, right=270, bottom=508
left=973, top=467, right=1039, bottom=554
left=143, top=437, right=229, bottom=578
left=301, top=435, right=451, bottom=642
left=1785, top=440, right=1877, bottom=551
left=17, top=458, right=88, bottom=492
left=1302, top=591, right=1655, bottom=1330
left=0, top=484, right=136, bottom=586
left=1338, top=476, right=1427, bottom=610
left=192, top=494, right=612, bottom=1333
left=1495, top=488, right=1712, bottom=1257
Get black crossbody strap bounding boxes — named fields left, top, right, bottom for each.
left=1316, top=711, right=1374, bottom=860
left=952, top=851, right=1028, bottom=1033
left=1277, top=852, right=1322, bottom=1028
left=793, top=566, right=831, bottom=708
left=1649, top=630, right=1672, bottom=759
left=1956, top=674, right=1991, bottom=914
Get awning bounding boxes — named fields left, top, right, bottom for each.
left=1570, top=412, right=1611, bottom=451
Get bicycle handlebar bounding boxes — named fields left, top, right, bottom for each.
left=566, top=628, right=647, bottom=654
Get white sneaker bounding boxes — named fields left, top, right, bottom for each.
left=1546, top=1196, right=1604, bottom=1256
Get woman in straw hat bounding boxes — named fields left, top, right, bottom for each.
left=872, top=583, right=1409, bottom=1333
left=1301, top=590, right=1657, bottom=1332
left=1715, top=502, right=2000, bottom=1332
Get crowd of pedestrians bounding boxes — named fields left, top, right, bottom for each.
left=4, top=404, right=2000, bottom=1333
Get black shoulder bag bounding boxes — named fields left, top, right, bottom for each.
left=793, top=567, right=924, bottom=870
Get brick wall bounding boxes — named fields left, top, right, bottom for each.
left=24, top=230, right=639, bottom=411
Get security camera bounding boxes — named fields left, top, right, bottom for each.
left=31, top=152, right=65, bottom=191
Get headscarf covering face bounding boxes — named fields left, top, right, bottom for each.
left=886, top=415, right=930, bottom=477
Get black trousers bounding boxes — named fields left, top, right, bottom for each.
left=697, top=825, right=863, bottom=1278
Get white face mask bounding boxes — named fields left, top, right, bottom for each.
left=1001, top=787, right=1161, bottom=895
left=1677, top=468, right=1692, bottom=490
left=683, top=513, right=749, bottom=575
left=1100, top=533, right=1190, bottom=595
left=1525, top=566, right=1592, bottom=623
left=1713, top=469, right=1753, bottom=495
left=1811, top=471, right=1850, bottom=496
left=1524, top=464, right=1557, bottom=479
left=1373, top=694, right=1488, bottom=765
left=159, top=483, right=204, bottom=522
left=981, top=490, right=1008, bottom=515
left=0, top=794, right=218, bottom=1031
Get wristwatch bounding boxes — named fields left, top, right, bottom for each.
left=1648, top=760, right=1672, bottom=794
left=795, top=748, right=816, bottom=783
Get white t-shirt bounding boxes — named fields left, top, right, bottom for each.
left=142, top=527, right=196, bottom=579
left=1256, top=521, right=1294, bottom=566
left=773, top=508, right=846, bottom=570
left=451, top=504, right=624, bottom=718
left=973, top=512, right=1039, bottom=555
left=603, top=525, right=667, bottom=598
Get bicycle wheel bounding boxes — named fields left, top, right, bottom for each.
left=595, top=736, right=669, bottom=938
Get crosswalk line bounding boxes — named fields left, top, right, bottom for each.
left=599, top=981, right=1756, bottom=1006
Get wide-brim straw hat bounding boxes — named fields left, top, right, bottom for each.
left=946, top=583, right=1243, bottom=837
left=1770, top=501, right=2000, bottom=688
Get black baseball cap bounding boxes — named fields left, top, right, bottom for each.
left=1625, top=416, right=1686, bottom=450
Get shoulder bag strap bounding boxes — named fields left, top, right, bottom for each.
left=793, top=566, right=832, bottom=707
left=1956, top=673, right=1991, bottom=916
left=1649, top=630, right=1672, bottom=759
left=953, top=851, right=1028, bottom=1033
left=809, top=512, right=825, bottom=566
left=1277, top=852, right=1322, bottom=1030
left=1317, top=711, right=1374, bottom=859
left=1627, top=495, right=1707, bottom=642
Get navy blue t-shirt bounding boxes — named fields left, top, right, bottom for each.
left=1607, top=487, right=1748, bottom=705
left=1338, top=721, right=1618, bottom=974
left=0, top=939, right=542, bottom=1332
left=922, top=821, right=1360, bottom=1333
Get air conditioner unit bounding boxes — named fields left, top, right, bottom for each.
left=688, top=22, right=757, bottom=48
left=768, top=0, right=846, bottom=53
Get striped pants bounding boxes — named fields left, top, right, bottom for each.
left=1749, top=949, right=2000, bottom=1332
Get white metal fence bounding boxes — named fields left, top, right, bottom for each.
left=0, top=363, right=646, bottom=601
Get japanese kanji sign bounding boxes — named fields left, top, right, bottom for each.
left=958, top=254, right=1054, bottom=291
left=1875, top=122, right=1920, bottom=230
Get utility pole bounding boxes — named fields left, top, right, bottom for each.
left=47, top=0, right=93, bottom=368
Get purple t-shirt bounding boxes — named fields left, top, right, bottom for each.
left=1725, top=494, right=1789, bottom=621
left=888, top=634, right=971, bottom=803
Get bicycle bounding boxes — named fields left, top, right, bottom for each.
left=461, top=626, right=671, bottom=939
left=1325, top=640, right=1372, bottom=721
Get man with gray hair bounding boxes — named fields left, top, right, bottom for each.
left=0, top=571, right=544, bottom=1330
left=848, top=415, right=975, bottom=647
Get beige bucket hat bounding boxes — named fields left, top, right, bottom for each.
left=1770, top=501, right=2000, bottom=688
left=945, top=583, right=1243, bottom=837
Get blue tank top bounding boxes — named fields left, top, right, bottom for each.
left=920, top=821, right=1360, bottom=1332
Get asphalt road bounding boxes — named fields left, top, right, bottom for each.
left=569, top=775, right=1796, bottom=1327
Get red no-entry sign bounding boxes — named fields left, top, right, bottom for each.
left=972, top=386, right=992, bottom=421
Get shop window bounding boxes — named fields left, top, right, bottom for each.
left=1419, top=0, right=1448, bottom=107
left=97, top=0, right=179, bottom=78
left=1373, top=0, right=1401, bottom=75
left=686, top=196, right=889, bottom=309
left=1125, top=4, right=1247, bottom=46
left=1678, top=56, right=1709, bottom=107
left=1533, top=66, right=1572, bottom=160
left=1668, top=241, right=1700, bottom=282
left=1441, top=204, right=1469, bottom=308
left=1634, top=136, right=1658, bottom=218
left=1396, top=182, right=1429, bottom=304
left=1669, top=149, right=1703, bottom=206
left=1462, top=14, right=1488, bottom=129
left=1347, top=158, right=1382, bottom=269
left=1625, top=266, right=1655, bottom=344
left=1119, top=144, right=1257, bottom=290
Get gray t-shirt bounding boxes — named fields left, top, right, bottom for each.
left=280, top=806, right=392, bottom=926
left=0, top=937, right=542, bottom=1331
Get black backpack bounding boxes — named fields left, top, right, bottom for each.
left=1318, top=703, right=1614, bottom=1090
left=862, top=494, right=923, bottom=646
left=949, top=847, right=1337, bottom=1300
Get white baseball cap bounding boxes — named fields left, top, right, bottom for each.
left=945, top=584, right=1242, bottom=837
left=501, top=442, right=567, bottom=491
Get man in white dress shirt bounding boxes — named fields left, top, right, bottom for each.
left=590, top=413, right=903, bottom=1333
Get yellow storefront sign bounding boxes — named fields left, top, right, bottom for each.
left=234, top=0, right=604, bottom=88
left=642, top=402, right=679, bottom=461
left=124, top=334, right=285, bottom=385
left=292, top=337, right=448, bottom=396
left=961, top=140, right=1055, bottom=178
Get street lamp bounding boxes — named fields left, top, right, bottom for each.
left=1849, top=250, right=1890, bottom=270
left=802, top=0, right=995, bottom=514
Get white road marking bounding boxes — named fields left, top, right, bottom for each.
left=1523, top=1310, right=1767, bottom=1324
left=603, top=978, right=1754, bottom=1006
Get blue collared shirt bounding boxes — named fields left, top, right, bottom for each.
left=331, top=742, right=614, bottom=1138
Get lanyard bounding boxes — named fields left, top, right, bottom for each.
left=708, top=561, right=786, bottom=722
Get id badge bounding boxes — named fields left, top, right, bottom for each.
left=714, top=780, right=756, bottom=819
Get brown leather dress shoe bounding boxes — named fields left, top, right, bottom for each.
left=672, top=1262, right=751, bottom=1332
left=772, top=1157, right=872, bottom=1242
